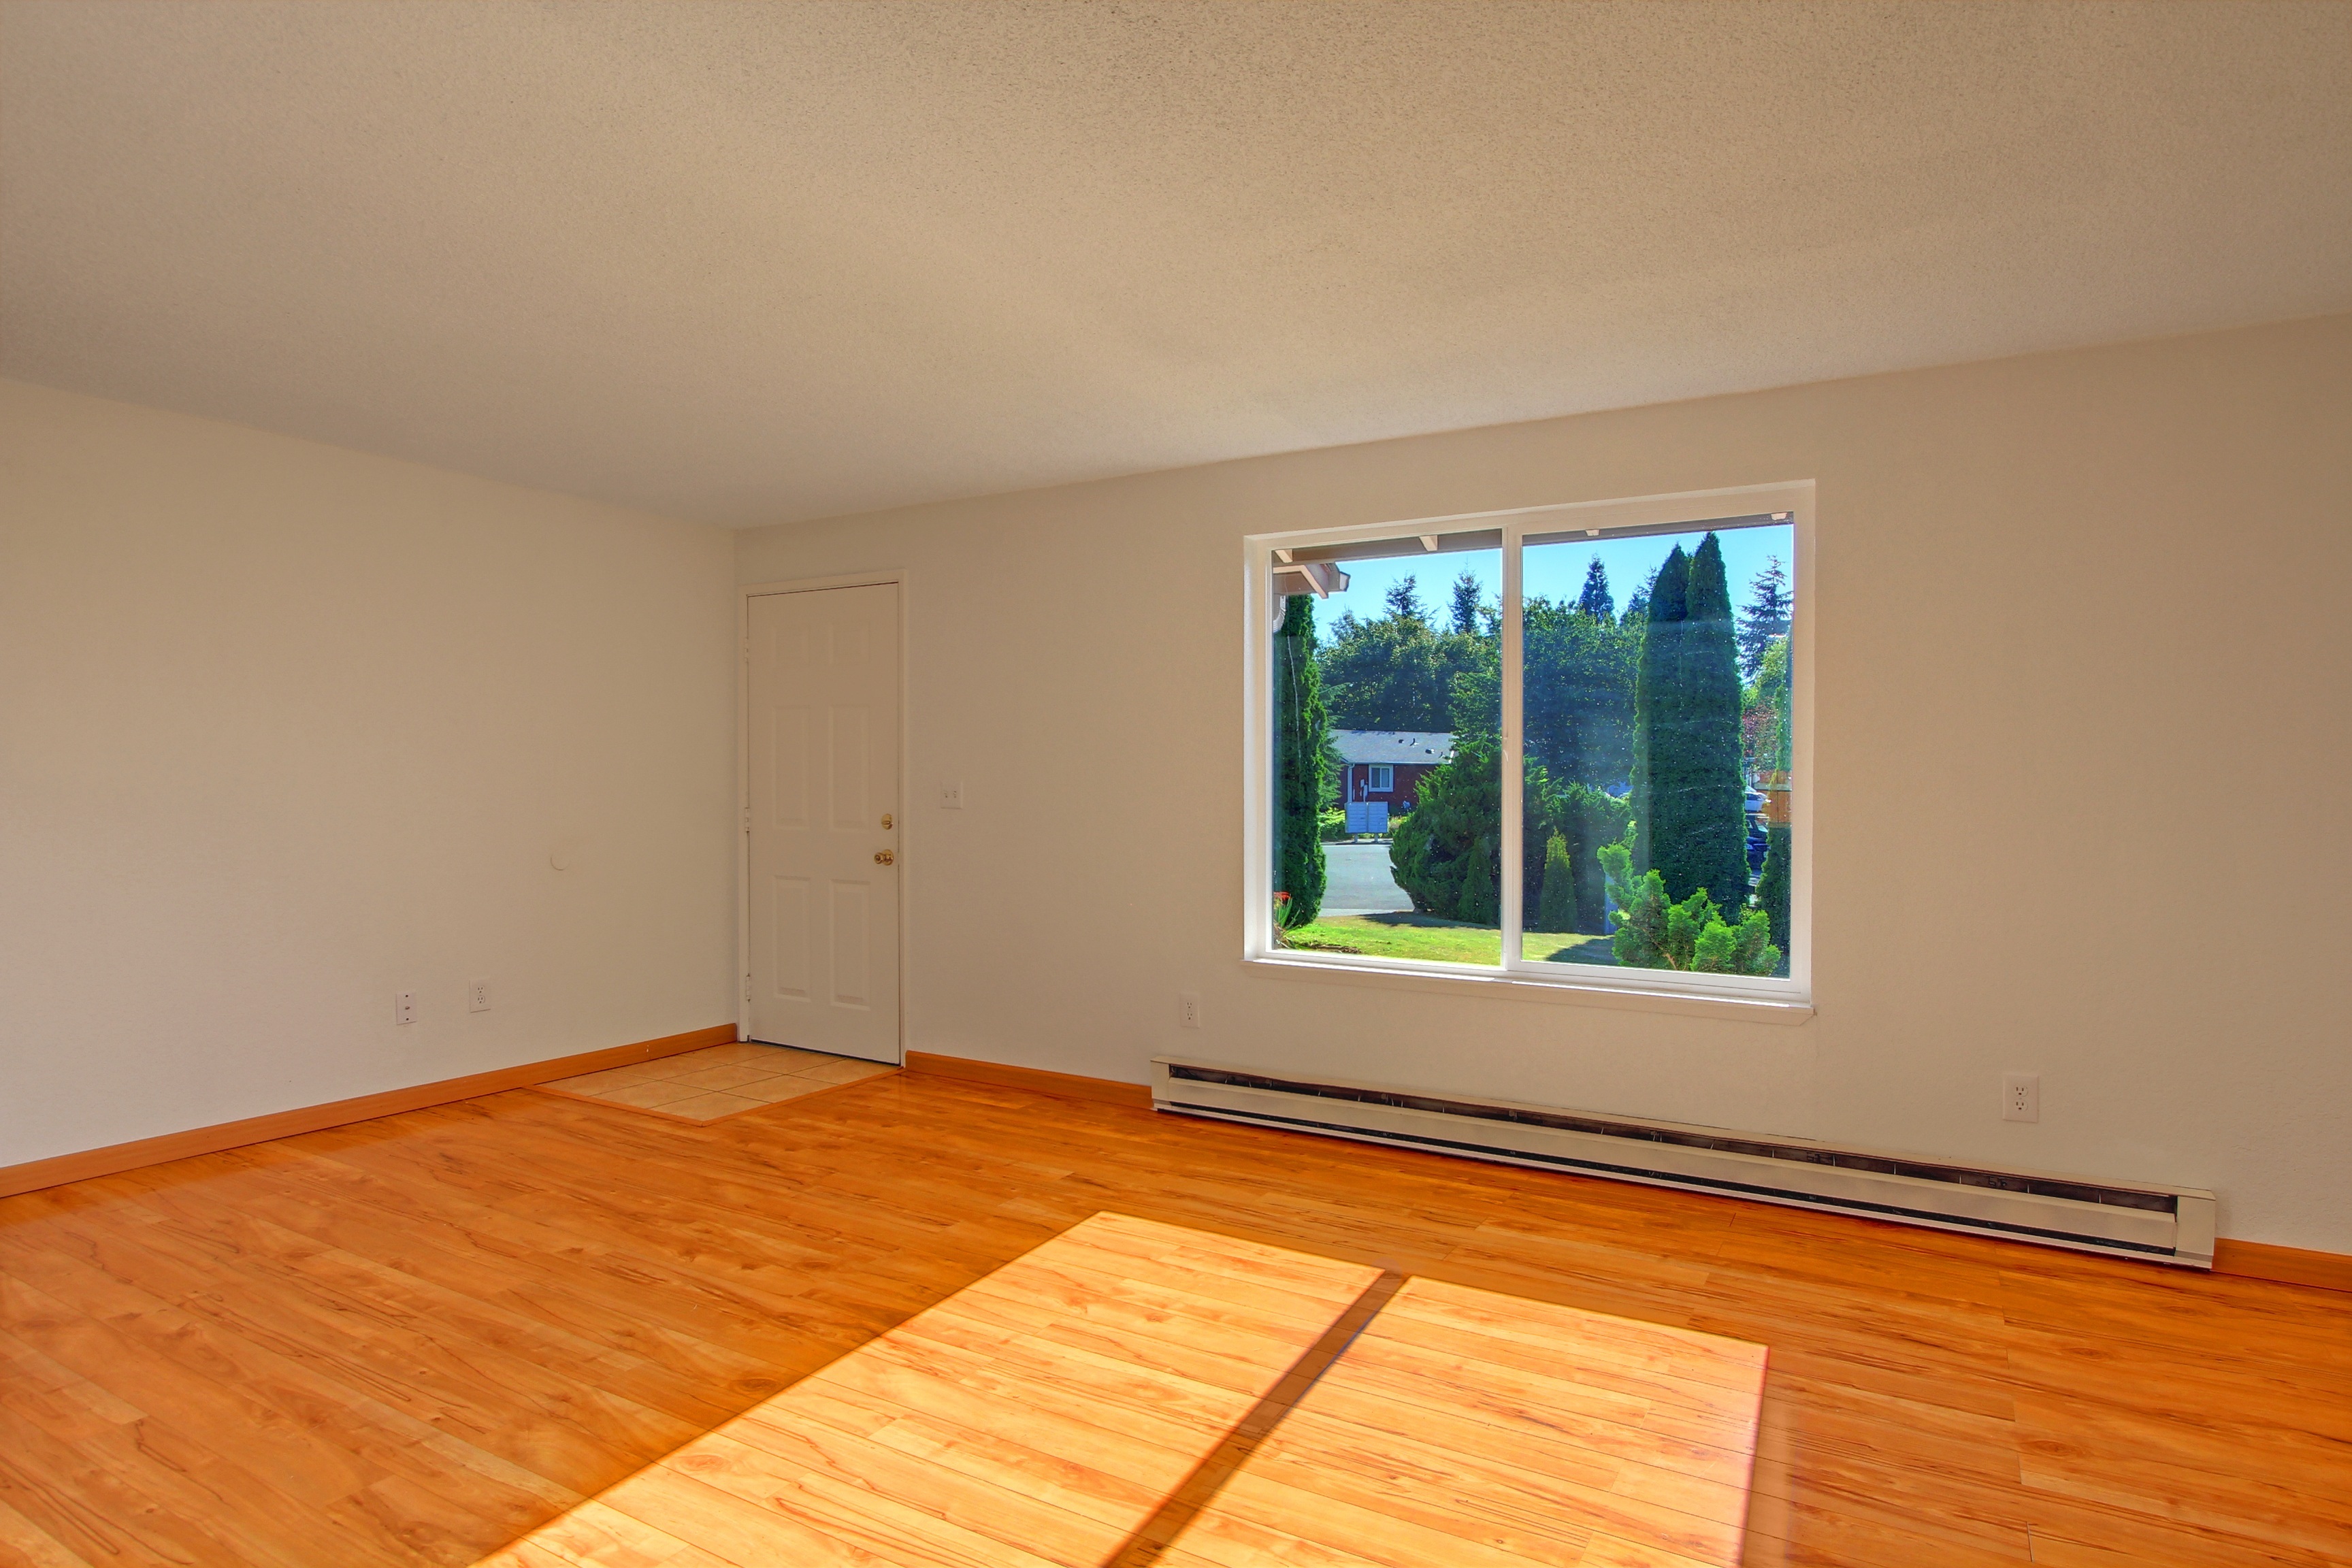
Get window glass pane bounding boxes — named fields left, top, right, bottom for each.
left=1519, top=521, right=1793, bottom=977
left=1271, top=540, right=1503, bottom=967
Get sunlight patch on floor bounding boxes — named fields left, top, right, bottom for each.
left=474, top=1211, right=1763, bottom=1567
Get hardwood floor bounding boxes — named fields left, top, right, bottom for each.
left=482, top=1211, right=1765, bottom=1567
left=0, top=1067, right=2345, bottom=1566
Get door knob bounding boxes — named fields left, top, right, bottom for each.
left=881, top=814, right=893, bottom=830
left=874, top=850, right=894, bottom=865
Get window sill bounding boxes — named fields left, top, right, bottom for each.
left=1242, top=952, right=1815, bottom=1025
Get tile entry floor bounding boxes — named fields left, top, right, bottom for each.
left=537, top=1041, right=896, bottom=1122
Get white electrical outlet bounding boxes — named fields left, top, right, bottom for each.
left=941, top=779, right=964, bottom=809
left=468, top=979, right=492, bottom=1013
left=2002, top=1072, right=2040, bottom=1123
left=395, top=990, right=417, bottom=1026
left=1179, top=992, right=1200, bottom=1028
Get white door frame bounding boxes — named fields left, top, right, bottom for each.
left=738, top=570, right=910, bottom=1058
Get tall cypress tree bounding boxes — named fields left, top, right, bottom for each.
left=1629, top=547, right=1689, bottom=879
left=1272, top=594, right=1329, bottom=928
left=1665, top=534, right=1751, bottom=911
left=1630, top=537, right=1748, bottom=910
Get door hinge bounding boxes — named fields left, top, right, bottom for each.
left=742, top=808, right=751, bottom=831
left=743, top=975, right=753, bottom=1000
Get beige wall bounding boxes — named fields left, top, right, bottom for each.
left=738, top=315, right=2352, bottom=1251
left=1, top=380, right=738, bottom=1167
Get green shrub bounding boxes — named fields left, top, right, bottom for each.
left=1598, top=836, right=1779, bottom=975
left=1394, top=743, right=1631, bottom=933
left=1533, top=832, right=1580, bottom=933
left=1554, top=782, right=1635, bottom=935
left=1390, top=738, right=1503, bottom=921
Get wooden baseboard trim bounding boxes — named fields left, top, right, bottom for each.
left=904, top=1051, right=1153, bottom=1110
left=2212, top=1238, right=2352, bottom=1294
left=0, top=1024, right=738, bottom=1199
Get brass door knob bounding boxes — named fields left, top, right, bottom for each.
left=874, top=850, right=894, bottom=865
left=881, top=814, right=893, bottom=830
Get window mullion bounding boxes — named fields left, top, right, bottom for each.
left=1500, top=527, right=1524, bottom=970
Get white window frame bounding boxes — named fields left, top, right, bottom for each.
left=1242, top=480, right=1814, bottom=1021
left=1367, top=764, right=1394, bottom=794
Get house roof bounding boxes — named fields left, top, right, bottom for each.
left=1332, top=730, right=1454, bottom=766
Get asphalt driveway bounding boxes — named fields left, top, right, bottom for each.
left=1321, top=840, right=1415, bottom=916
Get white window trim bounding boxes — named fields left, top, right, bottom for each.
left=1243, top=480, right=1815, bottom=1019
left=1367, top=764, right=1394, bottom=793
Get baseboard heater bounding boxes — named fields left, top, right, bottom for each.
left=1151, top=1058, right=2215, bottom=1269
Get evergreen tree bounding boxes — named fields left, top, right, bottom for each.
left=1556, top=781, right=1635, bottom=934
left=1520, top=598, right=1637, bottom=789
left=1384, top=738, right=1550, bottom=920
left=1669, top=534, right=1752, bottom=911
left=1271, top=595, right=1328, bottom=928
left=1533, top=832, right=1580, bottom=933
left=1320, top=611, right=1452, bottom=730
left=1456, top=831, right=1501, bottom=926
left=1449, top=571, right=1483, bottom=635
left=1737, top=557, right=1792, bottom=679
left=1575, top=557, right=1614, bottom=621
left=1320, top=571, right=1488, bottom=734
left=1628, top=547, right=1688, bottom=878
left=1631, top=537, right=1749, bottom=911
left=1598, top=840, right=1780, bottom=975
left=1757, top=820, right=1792, bottom=953
left=1384, top=576, right=1426, bottom=625
left=1390, top=738, right=1502, bottom=922
left=1740, top=634, right=1793, bottom=779
left=1447, top=619, right=1502, bottom=743
left=1768, top=634, right=1793, bottom=774
left=1622, top=564, right=1660, bottom=625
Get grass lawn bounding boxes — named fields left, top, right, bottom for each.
left=1284, top=912, right=1620, bottom=967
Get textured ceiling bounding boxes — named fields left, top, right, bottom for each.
left=4, top=1, right=2347, bottom=527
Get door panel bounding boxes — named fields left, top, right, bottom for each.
left=768, top=876, right=811, bottom=999
left=747, top=584, right=900, bottom=1062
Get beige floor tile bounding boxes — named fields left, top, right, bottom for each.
left=540, top=1067, right=630, bottom=1090
left=685, top=1043, right=789, bottom=1067
left=794, top=1057, right=897, bottom=1085
left=665, top=1062, right=794, bottom=1092
left=656, top=1091, right=768, bottom=1122
left=652, top=1046, right=739, bottom=1071
left=731, top=1075, right=832, bottom=1106
left=751, top=1047, right=832, bottom=1074
left=546, top=1062, right=683, bottom=1093
left=580, top=1077, right=709, bottom=1110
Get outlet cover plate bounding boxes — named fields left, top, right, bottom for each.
left=2002, top=1071, right=2040, bottom=1123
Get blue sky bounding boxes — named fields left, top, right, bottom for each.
left=1313, top=522, right=1794, bottom=636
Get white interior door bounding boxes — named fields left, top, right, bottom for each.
left=747, top=583, right=900, bottom=1062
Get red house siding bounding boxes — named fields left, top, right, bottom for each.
left=1345, top=760, right=1441, bottom=813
